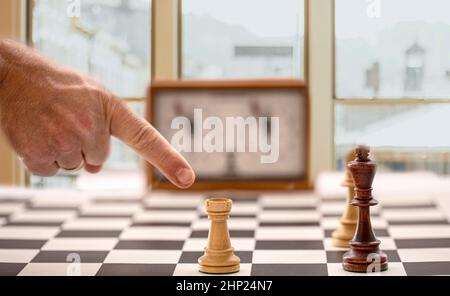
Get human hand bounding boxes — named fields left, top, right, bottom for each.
left=0, top=40, right=195, bottom=189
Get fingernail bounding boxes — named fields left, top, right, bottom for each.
left=176, top=168, right=195, bottom=186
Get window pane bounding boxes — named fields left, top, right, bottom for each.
left=33, top=0, right=151, bottom=98
left=335, top=103, right=450, bottom=174
left=31, top=0, right=150, bottom=188
left=182, top=0, right=304, bottom=79
left=336, top=0, right=450, bottom=99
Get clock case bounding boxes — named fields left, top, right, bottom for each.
left=146, top=79, right=310, bottom=191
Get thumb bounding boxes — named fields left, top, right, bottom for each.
left=109, top=97, right=195, bottom=189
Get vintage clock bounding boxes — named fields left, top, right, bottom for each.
left=147, top=80, right=309, bottom=190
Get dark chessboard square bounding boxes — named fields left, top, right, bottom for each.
left=262, top=206, right=317, bottom=211
left=404, top=262, right=450, bottom=276
left=395, top=238, right=450, bottom=248
left=255, top=240, right=323, bottom=250
left=190, top=230, right=254, bottom=238
left=320, top=197, right=345, bottom=202
left=144, top=206, right=198, bottom=211
left=32, top=251, right=109, bottom=263
left=96, top=264, right=176, bottom=276
left=131, top=222, right=191, bottom=227
left=322, top=213, right=380, bottom=218
left=324, top=228, right=389, bottom=238
left=0, top=239, right=46, bottom=249
left=231, top=214, right=258, bottom=218
left=115, top=240, right=185, bottom=250
left=78, top=214, right=134, bottom=218
left=0, top=198, right=28, bottom=204
left=382, top=203, right=436, bottom=210
left=0, top=263, right=27, bottom=276
left=92, top=199, right=141, bottom=204
left=25, top=206, right=80, bottom=211
left=259, top=222, right=320, bottom=227
left=389, top=220, right=449, bottom=226
left=199, top=214, right=257, bottom=219
left=251, top=264, right=328, bottom=276
left=179, top=251, right=252, bottom=264
left=326, top=250, right=401, bottom=263
left=56, top=230, right=122, bottom=238
left=4, top=222, right=63, bottom=227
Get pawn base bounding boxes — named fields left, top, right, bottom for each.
left=198, top=250, right=240, bottom=274
left=343, top=248, right=388, bottom=273
left=199, top=263, right=240, bottom=274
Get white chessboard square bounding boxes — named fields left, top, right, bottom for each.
left=255, top=227, right=323, bottom=240
left=380, top=196, right=435, bottom=207
left=104, top=250, right=182, bottom=264
left=252, top=250, right=327, bottom=264
left=0, top=203, right=25, bottom=215
left=18, top=263, right=101, bottom=276
left=382, top=209, right=446, bottom=221
left=259, top=195, right=317, bottom=207
left=192, top=218, right=257, bottom=230
left=29, top=196, right=87, bottom=208
left=42, top=238, right=118, bottom=251
left=388, top=225, right=450, bottom=239
left=62, top=218, right=131, bottom=230
left=0, top=226, right=59, bottom=240
left=182, top=238, right=255, bottom=251
left=320, top=202, right=380, bottom=215
left=258, top=210, right=320, bottom=222
left=323, top=237, right=397, bottom=251
left=229, top=203, right=260, bottom=215
left=80, top=204, right=143, bottom=216
left=326, top=262, right=407, bottom=276
left=173, top=263, right=252, bottom=276
left=321, top=216, right=388, bottom=229
left=0, top=249, right=40, bottom=263
left=120, top=226, right=191, bottom=240
left=10, top=210, right=76, bottom=223
left=398, top=248, right=450, bottom=262
left=134, top=211, right=198, bottom=223
left=0, top=218, right=5, bottom=226
left=143, top=195, right=203, bottom=208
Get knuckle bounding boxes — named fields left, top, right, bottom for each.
left=53, top=134, right=79, bottom=154
left=129, top=124, right=158, bottom=152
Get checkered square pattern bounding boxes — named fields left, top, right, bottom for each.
left=0, top=190, right=449, bottom=276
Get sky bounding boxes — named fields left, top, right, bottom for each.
left=183, top=0, right=450, bottom=40
left=336, top=0, right=450, bottom=41
left=183, top=0, right=305, bottom=38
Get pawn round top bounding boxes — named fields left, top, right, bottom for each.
left=355, top=145, right=370, bottom=162
left=205, top=198, right=232, bottom=213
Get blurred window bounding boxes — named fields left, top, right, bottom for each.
left=336, top=0, right=450, bottom=99
left=182, top=0, right=305, bottom=79
left=30, top=0, right=151, bottom=188
left=335, top=0, right=450, bottom=175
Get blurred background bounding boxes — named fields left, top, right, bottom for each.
left=1, top=0, right=450, bottom=191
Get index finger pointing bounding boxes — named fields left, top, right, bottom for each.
left=109, top=98, right=195, bottom=189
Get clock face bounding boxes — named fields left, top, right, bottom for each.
left=153, top=88, right=306, bottom=181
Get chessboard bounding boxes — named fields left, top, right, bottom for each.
left=0, top=188, right=450, bottom=276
